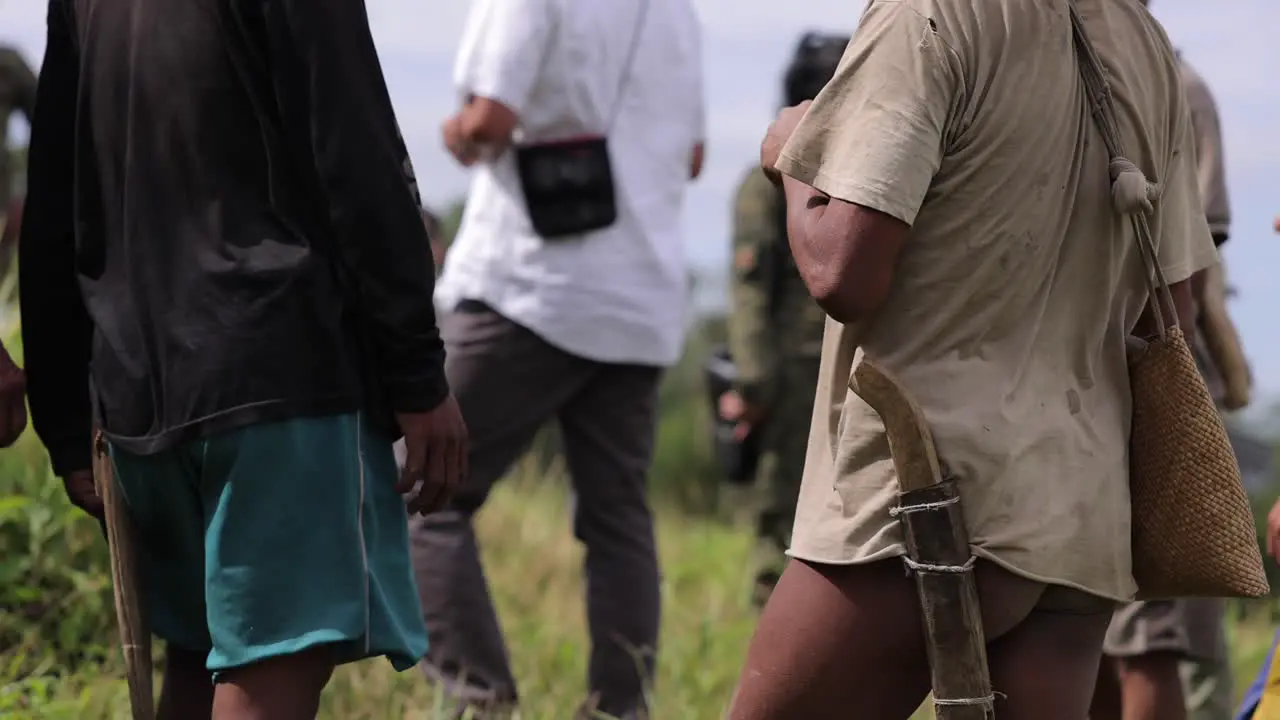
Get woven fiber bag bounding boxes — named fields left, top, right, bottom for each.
left=1069, top=4, right=1268, bottom=599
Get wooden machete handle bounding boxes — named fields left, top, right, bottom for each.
left=849, top=358, right=945, bottom=493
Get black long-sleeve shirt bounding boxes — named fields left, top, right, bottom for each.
left=20, top=0, right=447, bottom=476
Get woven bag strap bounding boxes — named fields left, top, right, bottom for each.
left=1067, top=1, right=1178, bottom=341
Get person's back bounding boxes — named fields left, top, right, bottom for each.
left=439, top=0, right=704, bottom=366
left=728, top=0, right=1217, bottom=717
left=21, top=1, right=465, bottom=716
left=787, top=0, right=1215, bottom=603
left=411, top=1, right=703, bottom=715
left=29, top=0, right=447, bottom=449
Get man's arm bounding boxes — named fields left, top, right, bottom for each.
left=267, top=0, right=447, bottom=413
left=1140, top=75, right=1220, bottom=347
left=444, top=0, right=552, bottom=163
left=769, top=1, right=960, bottom=324
left=725, top=168, right=784, bottom=413
left=19, top=0, right=94, bottom=477
left=1182, top=65, right=1230, bottom=245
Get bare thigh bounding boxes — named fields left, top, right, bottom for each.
left=728, top=557, right=1109, bottom=720
left=988, top=589, right=1113, bottom=720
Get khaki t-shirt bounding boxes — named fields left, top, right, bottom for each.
left=775, top=0, right=1218, bottom=601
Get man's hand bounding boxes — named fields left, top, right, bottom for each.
left=1266, top=497, right=1280, bottom=564
left=0, top=345, right=27, bottom=448
left=63, top=469, right=104, bottom=519
left=442, top=114, right=481, bottom=167
left=760, top=100, right=813, bottom=186
left=719, top=390, right=766, bottom=442
left=397, top=394, right=468, bottom=515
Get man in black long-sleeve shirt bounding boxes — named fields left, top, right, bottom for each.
left=19, top=1, right=467, bottom=717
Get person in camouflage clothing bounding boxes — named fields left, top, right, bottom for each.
left=722, top=32, right=847, bottom=607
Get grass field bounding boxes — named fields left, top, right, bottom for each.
left=3, top=310, right=1280, bottom=718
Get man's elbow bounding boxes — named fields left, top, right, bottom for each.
left=808, top=273, right=890, bottom=325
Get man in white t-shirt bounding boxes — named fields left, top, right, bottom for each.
left=407, top=0, right=705, bottom=716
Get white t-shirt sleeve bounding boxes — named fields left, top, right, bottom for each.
left=452, top=0, right=554, bottom=115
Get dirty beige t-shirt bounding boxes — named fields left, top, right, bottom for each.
left=776, top=0, right=1218, bottom=601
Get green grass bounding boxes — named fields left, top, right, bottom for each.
left=3, top=311, right=1280, bottom=718
left=7, top=457, right=1280, bottom=719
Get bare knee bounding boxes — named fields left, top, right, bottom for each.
left=212, top=645, right=336, bottom=720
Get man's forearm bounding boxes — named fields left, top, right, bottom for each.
left=725, top=305, right=780, bottom=411
left=455, top=97, right=518, bottom=157
left=782, top=176, right=831, bottom=275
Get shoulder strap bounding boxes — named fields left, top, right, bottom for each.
left=1068, top=1, right=1177, bottom=340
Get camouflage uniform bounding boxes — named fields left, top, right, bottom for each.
left=0, top=46, right=36, bottom=212
left=726, top=165, right=826, bottom=604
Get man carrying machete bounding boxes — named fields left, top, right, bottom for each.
left=726, top=0, right=1216, bottom=717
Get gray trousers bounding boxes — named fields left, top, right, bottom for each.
left=407, top=300, right=662, bottom=718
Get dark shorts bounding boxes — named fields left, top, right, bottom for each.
left=1103, top=598, right=1227, bottom=663
left=109, top=413, right=428, bottom=674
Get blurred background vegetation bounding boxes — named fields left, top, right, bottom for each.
left=2, top=197, right=1280, bottom=718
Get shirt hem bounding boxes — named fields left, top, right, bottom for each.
left=774, top=152, right=919, bottom=226
left=450, top=290, right=681, bottom=368
left=103, top=394, right=366, bottom=456
left=786, top=542, right=1135, bottom=603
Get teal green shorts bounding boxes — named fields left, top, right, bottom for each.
left=109, top=413, right=427, bottom=674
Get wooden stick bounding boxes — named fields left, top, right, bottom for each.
left=850, top=359, right=994, bottom=720
left=94, top=430, right=155, bottom=720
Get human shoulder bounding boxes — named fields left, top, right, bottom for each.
left=847, top=0, right=969, bottom=88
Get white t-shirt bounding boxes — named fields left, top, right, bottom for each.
left=436, top=0, right=706, bottom=367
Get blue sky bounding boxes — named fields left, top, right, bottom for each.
left=2, top=0, right=1277, bottom=400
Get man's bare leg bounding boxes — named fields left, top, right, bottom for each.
left=211, top=646, right=336, bottom=720
left=157, top=646, right=214, bottom=720
left=1113, top=653, right=1188, bottom=720
left=727, top=559, right=932, bottom=719
left=986, top=596, right=1111, bottom=719
left=727, top=557, right=1105, bottom=720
